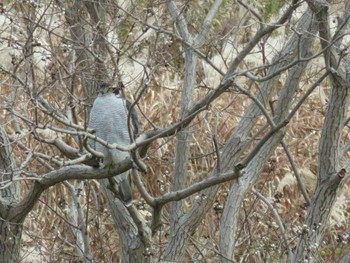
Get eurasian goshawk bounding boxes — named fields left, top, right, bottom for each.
left=89, top=83, right=138, bottom=207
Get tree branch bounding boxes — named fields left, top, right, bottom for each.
left=224, top=0, right=300, bottom=81
left=281, top=140, right=311, bottom=206
left=194, top=0, right=223, bottom=46
left=9, top=159, right=133, bottom=222
left=167, top=0, right=191, bottom=41
left=155, top=168, right=243, bottom=206
left=252, top=189, right=291, bottom=257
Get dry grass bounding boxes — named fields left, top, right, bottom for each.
left=25, top=76, right=346, bottom=263
left=8, top=60, right=350, bottom=263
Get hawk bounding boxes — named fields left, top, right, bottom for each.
left=89, top=83, right=138, bottom=207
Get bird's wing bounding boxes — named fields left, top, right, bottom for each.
left=125, top=99, right=139, bottom=136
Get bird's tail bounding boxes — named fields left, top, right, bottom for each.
left=115, top=171, right=133, bottom=207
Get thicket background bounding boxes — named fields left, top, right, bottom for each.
left=0, top=0, right=350, bottom=262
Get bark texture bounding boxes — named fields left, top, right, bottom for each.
left=293, top=1, right=350, bottom=261
left=219, top=8, right=318, bottom=262
left=162, top=0, right=223, bottom=261
left=0, top=125, right=21, bottom=262
left=65, top=1, right=151, bottom=261
left=161, top=2, right=301, bottom=261
left=101, top=182, right=151, bottom=263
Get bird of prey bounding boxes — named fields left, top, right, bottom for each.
left=89, top=83, right=138, bottom=207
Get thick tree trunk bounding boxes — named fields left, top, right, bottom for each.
left=293, top=79, right=350, bottom=262
left=219, top=9, right=317, bottom=262
left=101, top=181, right=150, bottom=263
left=293, top=1, right=350, bottom=261
left=0, top=219, right=22, bottom=263
left=64, top=1, right=96, bottom=100
left=0, top=125, right=21, bottom=262
left=161, top=1, right=222, bottom=261
left=169, top=50, right=197, bottom=238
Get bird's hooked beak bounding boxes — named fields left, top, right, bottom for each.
left=107, top=86, right=118, bottom=93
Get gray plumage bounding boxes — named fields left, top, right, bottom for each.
left=89, top=86, right=136, bottom=207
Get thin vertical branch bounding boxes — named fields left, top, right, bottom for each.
left=64, top=181, right=93, bottom=262
left=281, top=141, right=311, bottom=206
left=252, top=189, right=291, bottom=256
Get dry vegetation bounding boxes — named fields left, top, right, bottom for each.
left=13, top=64, right=349, bottom=262
left=0, top=0, right=350, bottom=262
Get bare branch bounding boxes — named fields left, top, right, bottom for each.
left=132, top=171, right=155, bottom=207
left=224, top=0, right=300, bottom=81
left=194, top=0, right=223, bottom=46
left=294, top=2, right=350, bottom=260
left=155, top=168, right=243, bottom=206
left=252, top=189, right=291, bottom=256
left=281, top=141, right=311, bottom=206
left=167, top=0, right=191, bottom=40
left=9, top=159, right=133, bottom=222
left=64, top=181, right=93, bottom=262
left=237, top=0, right=262, bottom=23
left=113, top=2, right=224, bottom=75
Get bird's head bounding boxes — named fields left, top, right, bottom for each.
left=97, top=82, right=120, bottom=95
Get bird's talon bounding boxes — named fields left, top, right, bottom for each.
left=90, top=156, right=103, bottom=167
left=105, top=163, right=112, bottom=174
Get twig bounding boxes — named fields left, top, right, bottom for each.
left=132, top=170, right=155, bottom=207
left=281, top=140, right=311, bottom=206
left=252, top=189, right=292, bottom=257
left=155, top=168, right=243, bottom=206
left=64, top=181, right=93, bottom=262
left=237, top=0, right=262, bottom=23
left=212, top=113, right=221, bottom=173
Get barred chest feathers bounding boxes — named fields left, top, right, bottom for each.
left=89, top=93, right=131, bottom=165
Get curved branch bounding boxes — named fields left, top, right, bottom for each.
left=224, top=0, right=300, bottom=81
left=281, top=140, right=311, bottom=206
left=194, top=0, right=223, bottom=46
left=155, top=168, right=243, bottom=206
left=9, top=159, right=133, bottom=222
left=252, top=190, right=291, bottom=257
left=167, top=0, right=191, bottom=41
